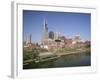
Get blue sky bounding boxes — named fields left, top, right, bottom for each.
left=23, top=10, right=91, bottom=43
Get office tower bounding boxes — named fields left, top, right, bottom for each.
left=49, top=31, right=54, bottom=39
left=42, top=19, right=49, bottom=45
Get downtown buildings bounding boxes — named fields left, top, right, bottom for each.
left=23, top=19, right=90, bottom=51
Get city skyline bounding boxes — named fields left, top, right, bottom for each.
left=23, top=10, right=91, bottom=43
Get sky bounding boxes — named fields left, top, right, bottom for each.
left=23, top=10, right=91, bottom=43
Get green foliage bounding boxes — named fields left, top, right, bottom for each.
left=23, top=48, right=40, bottom=61
left=23, top=50, right=32, bottom=61
left=32, top=48, right=39, bottom=59
left=85, top=44, right=90, bottom=48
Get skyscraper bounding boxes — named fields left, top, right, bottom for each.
left=43, top=19, right=48, bottom=39
left=42, top=19, right=49, bottom=45
left=74, top=34, right=81, bottom=42
left=54, top=32, right=60, bottom=40
left=49, top=31, right=54, bottom=39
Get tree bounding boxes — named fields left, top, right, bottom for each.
left=32, top=48, right=40, bottom=60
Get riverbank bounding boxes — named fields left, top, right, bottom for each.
left=55, top=48, right=90, bottom=56
left=23, top=48, right=90, bottom=66
left=23, top=52, right=90, bottom=69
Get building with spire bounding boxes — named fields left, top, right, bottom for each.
left=42, top=19, right=49, bottom=49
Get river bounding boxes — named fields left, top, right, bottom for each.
left=23, top=52, right=91, bottom=69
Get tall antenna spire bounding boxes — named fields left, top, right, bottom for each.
left=42, top=18, right=49, bottom=45
left=43, top=18, right=47, bottom=29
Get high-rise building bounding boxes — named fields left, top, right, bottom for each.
left=73, top=34, right=81, bottom=44
left=49, top=31, right=54, bottom=39
left=24, top=34, right=36, bottom=48
left=72, top=34, right=83, bottom=48
left=43, top=19, right=48, bottom=39
left=74, top=34, right=80, bottom=41
left=42, top=19, right=49, bottom=45
left=54, top=32, right=60, bottom=40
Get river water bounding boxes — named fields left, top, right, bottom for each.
left=23, top=52, right=91, bottom=69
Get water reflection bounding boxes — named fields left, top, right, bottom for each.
left=23, top=52, right=91, bottom=69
